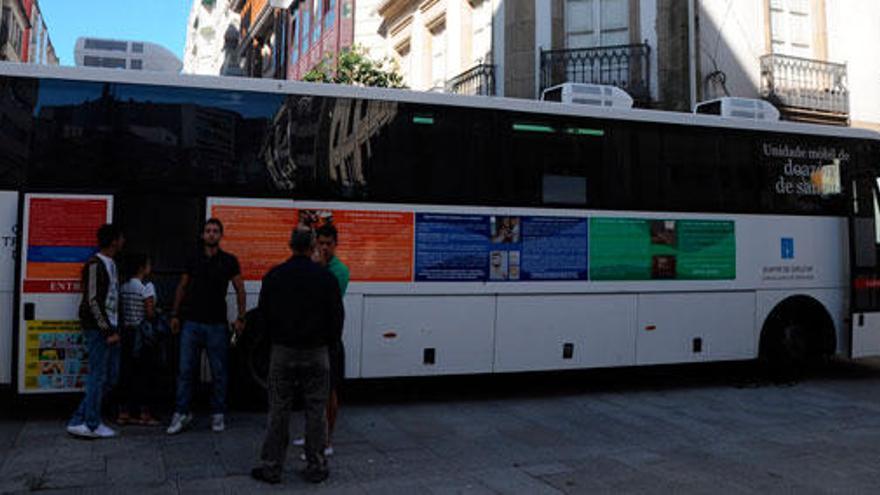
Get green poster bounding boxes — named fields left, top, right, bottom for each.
left=589, top=218, right=735, bottom=281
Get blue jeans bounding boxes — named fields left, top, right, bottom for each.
left=175, top=321, right=228, bottom=415
left=69, top=329, right=112, bottom=430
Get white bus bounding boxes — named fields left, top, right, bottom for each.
left=1, top=62, right=879, bottom=396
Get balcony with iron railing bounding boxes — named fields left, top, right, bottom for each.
left=539, top=42, right=651, bottom=105
left=446, top=63, right=496, bottom=96
left=760, top=53, right=849, bottom=124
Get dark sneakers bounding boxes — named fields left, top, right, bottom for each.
left=301, top=464, right=329, bottom=483
left=250, top=466, right=281, bottom=484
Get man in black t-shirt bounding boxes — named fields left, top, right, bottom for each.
left=167, top=218, right=246, bottom=435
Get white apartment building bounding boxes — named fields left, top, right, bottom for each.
left=74, top=37, right=183, bottom=73
left=184, top=0, right=242, bottom=75
left=697, top=0, right=880, bottom=129
left=361, top=0, right=496, bottom=93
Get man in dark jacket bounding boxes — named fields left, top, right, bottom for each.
left=251, top=227, right=343, bottom=485
left=67, top=224, right=124, bottom=439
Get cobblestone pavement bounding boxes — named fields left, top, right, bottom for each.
left=4, top=359, right=880, bottom=494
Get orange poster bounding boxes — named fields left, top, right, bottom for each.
left=211, top=205, right=297, bottom=281
left=213, top=204, right=415, bottom=283
left=311, top=210, right=414, bottom=283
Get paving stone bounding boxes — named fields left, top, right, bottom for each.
left=474, top=466, right=563, bottom=494
left=106, top=452, right=166, bottom=485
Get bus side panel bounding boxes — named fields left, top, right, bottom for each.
left=361, top=295, right=495, bottom=377
left=493, top=294, right=637, bottom=372
left=636, top=292, right=756, bottom=365
left=342, top=294, right=363, bottom=379
left=0, top=191, right=17, bottom=386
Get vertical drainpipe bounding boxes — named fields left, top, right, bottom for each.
left=279, top=8, right=288, bottom=79
left=688, top=0, right=697, bottom=111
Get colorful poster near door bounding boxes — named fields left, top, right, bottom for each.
left=211, top=205, right=298, bottom=281
left=296, top=209, right=414, bottom=282
left=415, top=213, right=489, bottom=281
left=24, top=198, right=108, bottom=293
left=22, top=320, right=86, bottom=392
left=589, top=218, right=735, bottom=280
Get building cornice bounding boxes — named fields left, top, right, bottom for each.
left=377, top=0, right=418, bottom=20
left=389, top=15, right=413, bottom=38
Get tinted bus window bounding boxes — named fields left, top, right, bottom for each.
left=30, top=79, right=285, bottom=196
left=497, top=113, right=605, bottom=207
left=0, top=76, right=37, bottom=188
left=359, top=102, right=494, bottom=206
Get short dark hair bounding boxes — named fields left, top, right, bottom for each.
left=315, top=223, right=338, bottom=242
left=205, top=218, right=224, bottom=234
left=289, top=227, right=314, bottom=254
left=123, top=253, right=149, bottom=279
left=96, top=224, right=123, bottom=249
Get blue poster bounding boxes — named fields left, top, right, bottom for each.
left=520, top=216, right=589, bottom=280
left=415, top=213, right=489, bottom=281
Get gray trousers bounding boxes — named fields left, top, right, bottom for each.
left=260, top=345, right=329, bottom=473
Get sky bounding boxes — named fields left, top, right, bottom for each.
left=39, top=0, right=192, bottom=66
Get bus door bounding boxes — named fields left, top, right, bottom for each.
left=849, top=155, right=880, bottom=358
left=0, top=191, right=18, bottom=388
left=16, top=194, right=112, bottom=394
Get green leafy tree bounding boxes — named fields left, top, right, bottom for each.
left=303, top=45, right=405, bottom=88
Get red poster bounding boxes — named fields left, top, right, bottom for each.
left=28, top=199, right=107, bottom=247
left=24, top=197, right=108, bottom=293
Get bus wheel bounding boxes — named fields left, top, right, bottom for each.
left=759, top=296, right=835, bottom=382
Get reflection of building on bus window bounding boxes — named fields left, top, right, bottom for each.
left=327, top=99, right=398, bottom=194
left=650, top=220, right=677, bottom=246
left=489, top=250, right=508, bottom=280
left=263, top=96, right=398, bottom=196
left=492, top=216, right=520, bottom=244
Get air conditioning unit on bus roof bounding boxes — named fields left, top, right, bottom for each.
left=540, top=83, right=634, bottom=109
left=694, top=97, right=780, bottom=121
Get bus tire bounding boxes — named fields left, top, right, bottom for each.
left=759, top=296, right=835, bottom=382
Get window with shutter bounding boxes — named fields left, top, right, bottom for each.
left=565, top=0, right=629, bottom=49
left=769, top=0, right=813, bottom=58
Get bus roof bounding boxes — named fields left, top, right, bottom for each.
left=2, top=61, right=878, bottom=142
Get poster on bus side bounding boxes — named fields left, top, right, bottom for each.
left=414, top=214, right=589, bottom=282
left=209, top=199, right=734, bottom=285
left=589, top=218, right=735, bottom=280
left=23, top=320, right=86, bottom=391
left=19, top=195, right=111, bottom=393
left=210, top=202, right=414, bottom=283
left=415, top=213, right=490, bottom=281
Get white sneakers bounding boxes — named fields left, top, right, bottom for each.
left=211, top=414, right=225, bottom=433
left=298, top=446, right=334, bottom=461
left=166, top=413, right=225, bottom=434
left=166, top=412, right=193, bottom=435
left=66, top=423, right=117, bottom=439
left=293, top=437, right=333, bottom=456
